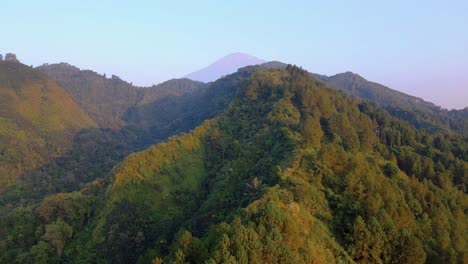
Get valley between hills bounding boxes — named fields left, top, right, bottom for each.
left=0, top=53, right=466, bottom=263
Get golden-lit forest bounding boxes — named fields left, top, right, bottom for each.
left=1, top=63, right=466, bottom=263
left=0, top=62, right=95, bottom=191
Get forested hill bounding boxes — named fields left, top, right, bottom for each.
left=318, top=72, right=440, bottom=112
left=0, top=65, right=255, bottom=210
left=37, top=61, right=468, bottom=135
left=258, top=61, right=468, bottom=135
left=316, top=72, right=468, bottom=135
left=0, top=60, right=95, bottom=191
left=37, top=63, right=205, bottom=128
left=448, top=107, right=468, bottom=119
left=3, top=65, right=466, bottom=263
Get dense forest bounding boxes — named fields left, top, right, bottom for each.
left=0, top=64, right=255, bottom=211
left=1, top=65, right=466, bottom=263
left=36, top=63, right=206, bottom=129
left=262, top=61, right=468, bottom=135
left=0, top=61, right=214, bottom=208
left=315, top=71, right=468, bottom=135
left=0, top=61, right=95, bottom=191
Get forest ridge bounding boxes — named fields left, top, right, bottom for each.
left=0, top=54, right=466, bottom=263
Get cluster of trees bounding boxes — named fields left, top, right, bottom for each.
left=0, top=62, right=96, bottom=191
left=36, top=63, right=205, bottom=128
left=0, top=65, right=466, bottom=263
left=0, top=65, right=262, bottom=262
left=315, top=71, right=468, bottom=135
left=0, top=63, right=260, bottom=211
left=0, top=127, right=157, bottom=210
left=161, top=66, right=467, bottom=263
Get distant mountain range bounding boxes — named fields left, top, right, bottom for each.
left=37, top=63, right=205, bottom=128
left=184, top=52, right=266, bottom=82
left=256, top=61, right=468, bottom=135
left=36, top=56, right=468, bottom=136
left=314, top=71, right=468, bottom=134
left=0, top=53, right=467, bottom=263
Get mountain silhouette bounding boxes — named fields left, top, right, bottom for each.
left=185, top=52, right=265, bottom=82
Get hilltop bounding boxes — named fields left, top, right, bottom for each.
left=37, top=63, right=205, bottom=128
left=2, top=66, right=465, bottom=263
left=0, top=57, right=95, bottom=191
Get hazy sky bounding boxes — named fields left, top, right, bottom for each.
left=2, top=0, right=467, bottom=109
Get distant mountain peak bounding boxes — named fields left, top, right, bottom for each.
left=332, top=71, right=363, bottom=79
left=185, top=52, right=266, bottom=82
left=220, top=52, right=262, bottom=60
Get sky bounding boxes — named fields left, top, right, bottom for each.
left=2, top=0, right=467, bottom=109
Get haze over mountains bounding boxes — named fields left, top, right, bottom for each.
left=184, top=52, right=266, bottom=82
left=2, top=0, right=467, bottom=262
left=186, top=54, right=467, bottom=135
left=0, top=53, right=467, bottom=263
left=37, top=63, right=205, bottom=129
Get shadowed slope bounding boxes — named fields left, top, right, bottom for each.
left=0, top=61, right=95, bottom=191
left=37, top=63, right=205, bottom=128
left=4, top=66, right=464, bottom=263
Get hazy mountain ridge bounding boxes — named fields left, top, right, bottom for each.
left=36, top=58, right=467, bottom=135
left=37, top=63, right=205, bottom=128
left=0, top=62, right=258, bottom=213
left=254, top=61, right=467, bottom=135
left=0, top=55, right=466, bottom=263
left=317, top=71, right=440, bottom=111
left=184, top=52, right=266, bottom=82
left=316, top=71, right=468, bottom=135
left=1, top=66, right=466, bottom=263
left=259, top=61, right=442, bottom=110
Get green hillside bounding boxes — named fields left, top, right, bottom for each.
left=258, top=61, right=468, bottom=135
left=0, top=63, right=208, bottom=207
left=37, top=63, right=205, bottom=128
left=122, top=64, right=257, bottom=137
left=0, top=67, right=251, bottom=211
left=0, top=61, right=95, bottom=191
left=315, top=72, right=468, bottom=135
left=2, top=66, right=466, bottom=263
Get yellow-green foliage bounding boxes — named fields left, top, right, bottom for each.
left=2, top=65, right=466, bottom=264
left=111, top=119, right=213, bottom=187
left=0, top=117, right=28, bottom=139
left=244, top=186, right=346, bottom=263
left=0, top=62, right=95, bottom=191
left=79, top=120, right=216, bottom=261
left=160, top=66, right=467, bottom=264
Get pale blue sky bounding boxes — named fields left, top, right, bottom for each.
left=2, top=0, right=467, bottom=109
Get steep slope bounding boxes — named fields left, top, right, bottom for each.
left=318, top=72, right=440, bottom=112
left=316, top=72, right=468, bottom=135
left=3, top=66, right=466, bottom=263
left=185, top=52, right=266, bottom=82
left=0, top=61, right=95, bottom=191
left=0, top=65, right=256, bottom=213
left=258, top=61, right=468, bottom=135
left=37, top=63, right=204, bottom=128
left=123, top=64, right=259, bottom=138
